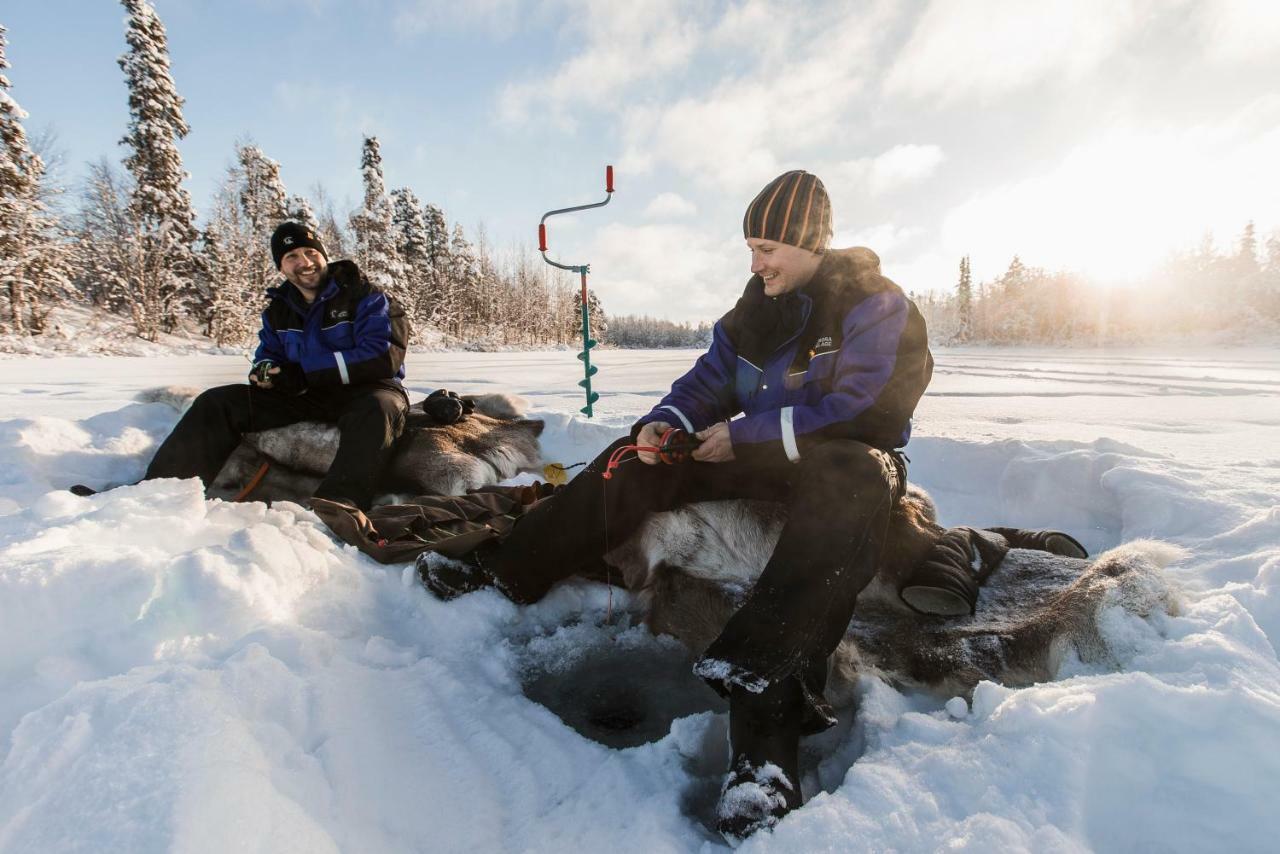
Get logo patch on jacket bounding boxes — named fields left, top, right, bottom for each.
left=815, top=336, right=833, bottom=349
left=327, top=309, right=350, bottom=322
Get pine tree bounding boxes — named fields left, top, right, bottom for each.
left=311, top=183, right=349, bottom=259
left=117, top=0, right=200, bottom=339
left=201, top=212, right=258, bottom=347
left=422, top=202, right=450, bottom=325
left=1237, top=221, right=1259, bottom=276
left=349, top=136, right=406, bottom=304
left=448, top=223, right=479, bottom=338
left=0, top=25, right=70, bottom=334
left=390, top=186, right=432, bottom=331
left=955, top=255, right=972, bottom=343
left=288, top=194, right=319, bottom=233
left=236, top=143, right=289, bottom=298
left=585, top=288, right=607, bottom=343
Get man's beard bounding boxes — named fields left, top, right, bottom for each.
left=288, top=261, right=328, bottom=290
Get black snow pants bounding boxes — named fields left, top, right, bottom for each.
left=144, top=381, right=409, bottom=510
left=483, top=435, right=905, bottom=731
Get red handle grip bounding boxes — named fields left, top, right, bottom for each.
left=606, top=164, right=614, bottom=194
left=538, top=223, right=547, bottom=252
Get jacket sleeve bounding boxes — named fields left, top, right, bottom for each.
left=728, top=290, right=916, bottom=463
left=252, top=310, right=289, bottom=367
left=300, top=292, right=410, bottom=387
left=632, top=319, right=740, bottom=436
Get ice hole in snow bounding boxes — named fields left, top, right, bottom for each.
left=517, top=616, right=727, bottom=749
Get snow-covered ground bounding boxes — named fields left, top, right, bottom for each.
left=1, top=347, right=1277, bottom=852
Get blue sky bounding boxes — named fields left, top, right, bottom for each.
left=7, top=0, right=1280, bottom=321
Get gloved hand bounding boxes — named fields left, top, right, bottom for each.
left=422, top=389, right=475, bottom=425
left=249, top=360, right=307, bottom=396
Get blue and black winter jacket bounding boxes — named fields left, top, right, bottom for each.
left=634, top=247, right=933, bottom=464
left=253, top=259, right=410, bottom=389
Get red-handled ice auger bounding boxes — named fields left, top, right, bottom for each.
left=538, top=165, right=614, bottom=417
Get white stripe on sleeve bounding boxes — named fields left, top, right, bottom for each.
left=780, top=406, right=800, bottom=462
left=660, top=405, right=694, bottom=433
left=334, top=351, right=350, bottom=385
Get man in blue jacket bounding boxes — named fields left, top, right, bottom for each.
left=423, top=171, right=934, bottom=840
left=142, top=222, right=411, bottom=510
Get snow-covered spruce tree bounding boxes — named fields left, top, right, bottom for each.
left=422, top=202, right=451, bottom=328
left=955, top=255, right=972, bottom=343
left=201, top=210, right=258, bottom=347
left=236, top=143, right=289, bottom=294
left=196, top=149, right=279, bottom=348
left=71, top=159, right=131, bottom=310
left=288, top=194, right=319, bottom=234
left=447, top=222, right=478, bottom=338
left=349, top=137, right=407, bottom=305
left=390, top=187, right=434, bottom=332
left=117, top=0, right=200, bottom=340
left=311, top=183, right=349, bottom=260
left=0, top=24, right=70, bottom=334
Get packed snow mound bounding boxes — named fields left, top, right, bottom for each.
left=1, top=350, right=1278, bottom=852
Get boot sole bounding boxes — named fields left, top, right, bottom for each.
left=1044, top=534, right=1088, bottom=559
left=900, top=585, right=973, bottom=617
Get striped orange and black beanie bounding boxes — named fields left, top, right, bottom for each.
left=742, top=170, right=832, bottom=253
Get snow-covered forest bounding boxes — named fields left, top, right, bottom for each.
left=0, top=3, right=601, bottom=352
left=3, top=1, right=1280, bottom=354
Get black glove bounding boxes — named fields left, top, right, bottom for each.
left=250, top=360, right=307, bottom=396
left=422, top=389, right=474, bottom=425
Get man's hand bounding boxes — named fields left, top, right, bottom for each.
left=692, top=422, right=734, bottom=463
left=250, top=362, right=306, bottom=395
left=248, top=360, right=275, bottom=387
left=635, top=421, right=671, bottom=465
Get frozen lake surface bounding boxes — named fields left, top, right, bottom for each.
left=0, top=347, right=1277, bottom=852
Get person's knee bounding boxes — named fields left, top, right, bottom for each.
left=342, top=390, right=407, bottom=427
left=795, top=441, right=896, bottom=505
left=800, top=440, right=885, bottom=478
left=191, top=384, right=245, bottom=413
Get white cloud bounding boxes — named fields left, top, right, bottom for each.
left=618, top=3, right=897, bottom=191
left=1199, top=0, right=1280, bottom=65
left=832, top=144, right=946, bottom=197
left=585, top=223, right=745, bottom=322
left=834, top=222, right=924, bottom=255
left=936, top=97, right=1280, bottom=281
left=495, top=0, right=707, bottom=127
left=884, top=0, right=1143, bottom=102
left=643, top=192, right=697, bottom=219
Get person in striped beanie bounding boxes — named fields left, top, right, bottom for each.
left=423, top=169, right=935, bottom=841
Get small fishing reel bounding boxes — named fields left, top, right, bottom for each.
left=655, top=427, right=701, bottom=464
left=248, top=360, right=275, bottom=384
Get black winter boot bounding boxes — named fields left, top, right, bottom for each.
left=986, top=527, right=1088, bottom=558
left=417, top=542, right=499, bottom=601
left=899, top=526, right=1010, bottom=617
left=715, top=680, right=804, bottom=845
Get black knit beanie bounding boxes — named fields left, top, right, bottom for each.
left=271, top=221, right=328, bottom=269
left=742, top=170, right=832, bottom=253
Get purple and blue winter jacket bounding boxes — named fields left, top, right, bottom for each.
left=634, top=247, right=933, bottom=465
left=254, top=259, right=410, bottom=389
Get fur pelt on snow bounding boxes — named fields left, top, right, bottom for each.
left=608, top=489, right=1182, bottom=703
left=138, top=387, right=544, bottom=502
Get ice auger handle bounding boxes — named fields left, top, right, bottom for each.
left=537, top=165, right=616, bottom=417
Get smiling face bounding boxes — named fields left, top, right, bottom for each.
left=279, top=246, right=328, bottom=301
left=747, top=237, right=823, bottom=296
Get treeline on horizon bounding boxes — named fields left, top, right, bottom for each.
left=4, top=3, right=1279, bottom=352
left=916, top=223, right=1280, bottom=345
